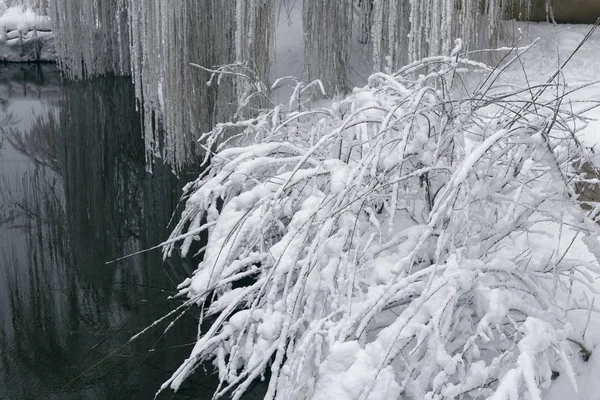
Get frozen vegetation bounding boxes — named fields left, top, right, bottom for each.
left=157, top=31, right=600, bottom=399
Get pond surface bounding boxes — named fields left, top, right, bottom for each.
left=0, top=64, right=230, bottom=399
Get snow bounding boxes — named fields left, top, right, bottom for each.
left=0, top=3, right=54, bottom=62
left=312, top=341, right=401, bottom=400
left=547, top=311, right=600, bottom=400
left=502, top=21, right=600, bottom=154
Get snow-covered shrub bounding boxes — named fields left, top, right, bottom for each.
left=159, top=41, right=600, bottom=399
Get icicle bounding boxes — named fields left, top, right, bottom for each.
left=235, top=0, right=244, bottom=63
left=303, top=0, right=353, bottom=94
left=46, top=0, right=274, bottom=170
left=133, top=0, right=276, bottom=170
left=387, top=0, right=398, bottom=67
left=371, top=0, right=382, bottom=72
left=47, top=0, right=130, bottom=79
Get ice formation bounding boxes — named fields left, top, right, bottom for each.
left=44, top=0, right=533, bottom=168
left=303, top=0, right=353, bottom=93
left=48, top=0, right=130, bottom=78
left=302, top=0, right=524, bottom=90
left=44, top=0, right=274, bottom=169
left=127, top=0, right=275, bottom=168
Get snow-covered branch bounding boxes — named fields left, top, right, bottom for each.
left=160, top=45, right=600, bottom=399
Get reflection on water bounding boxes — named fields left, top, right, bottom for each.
left=0, top=65, right=218, bottom=399
left=0, top=63, right=61, bottom=104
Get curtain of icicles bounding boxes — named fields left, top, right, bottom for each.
left=376, top=0, right=517, bottom=71
left=303, top=0, right=353, bottom=94
left=127, top=0, right=236, bottom=169
left=47, top=0, right=273, bottom=170
left=303, top=0, right=518, bottom=87
left=48, top=0, right=130, bottom=79
left=46, top=0, right=528, bottom=168
left=128, top=0, right=274, bottom=169
left=236, top=0, right=275, bottom=86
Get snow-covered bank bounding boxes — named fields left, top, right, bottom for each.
left=0, top=4, right=55, bottom=62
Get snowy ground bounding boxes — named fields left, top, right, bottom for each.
left=502, top=22, right=600, bottom=146
left=0, top=1, right=54, bottom=62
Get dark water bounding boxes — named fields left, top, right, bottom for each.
left=0, top=64, right=224, bottom=399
